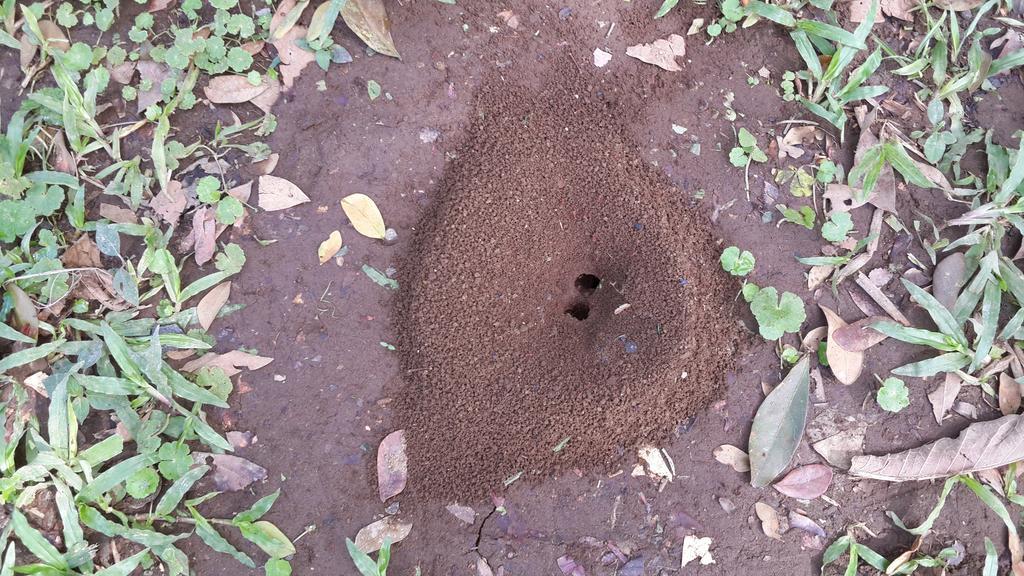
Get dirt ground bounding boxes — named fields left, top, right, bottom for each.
left=131, top=0, right=1024, bottom=574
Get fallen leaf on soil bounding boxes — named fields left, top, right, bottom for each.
left=136, top=60, right=171, bottom=113
left=934, top=0, right=983, bottom=9
left=258, top=175, right=310, bottom=211
left=887, top=536, right=924, bottom=574
left=67, top=270, right=131, bottom=312
left=271, top=26, right=317, bottom=89
left=780, top=125, right=821, bottom=160
left=1001, top=373, right=1022, bottom=416
left=41, top=129, right=76, bottom=176
left=755, top=502, right=784, bottom=540
left=811, top=424, right=867, bottom=469
left=150, top=180, right=188, bottom=224
left=681, top=535, right=715, bottom=566
left=497, top=9, right=520, bottom=29
left=194, top=453, right=267, bottom=491
left=197, top=282, right=231, bottom=331
left=994, top=31, right=1024, bottom=73
left=788, top=511, right=825, bottom=537
left=824, top=184, right=869, bottom=215
left=340, top=193, right=386, bottom=239
left=932, top=252, right=966, bottom=312
left=852, top=107, right=897, bottom=213
left=227, top=181, right=253, bottom=204
left=849, top=0, right=884, bottom=21
left=625, top=34, right=686, bottom=72
left=801, top=326, right=827, bottom=354
left=182, top=350, right=273, bottom=377
left=979, top=467, right=1006, bottom=497
left=556, top=555, right=585, bottom=576
left=318, top=231, right=343, bottom=264
left=253, top=154, right=279, bottom=175
left=446, top=503, right=476, bottom=524
left=593, top=48, right=612, bottom=68
left=638, top=445, right=675, bottom=481
left=476, top=557, right=495, bottom=576
left=62, top=235, right=102, bottom=267
left=748, top=357, right=810, bottom=487
left=227, top=430, right=254, bottom=449
left=928, top=372, right=963, bottom=424
left=341, top=0, right=401, bottom=58
left=713, top=444, right=750, bottom=473
left=99, top=203, right=139, bottom=224
left=832, top=315, right=888, bottom=351
left=354, top=516, right=412, bottom=553
left=270, top=0, right=306, bottom=38
left=250, top=78, right=282, bottom=113
left=377, top=430, right=408, bottom=502
left=38, top=20, right=69, bottom=52
left=204, top=75, right=273, bottom=104
left=821, top=305, right=863, bottom=385
left=148, top=0, right=176, bottom=10
left=850, top=414, right=1024, bottom=481
left=192, top=206, right=217, bottom=266
left=807, top=265, right=834, bottom=290
left=772, top=464, right=833, bottom=499
left=19, top=34, right=37, bottom=71
left=854, top=273, right=910, bottom=325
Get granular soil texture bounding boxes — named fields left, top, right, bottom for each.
left=393, top=60, right=746, bottom=501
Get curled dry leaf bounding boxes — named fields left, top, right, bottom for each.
left=446, top=503, right=476, bottom=524
left=831, top=315, right=889, bottom=352
left=253, top=154, right=280, bottom=176
left=1001, top=373, right=1022, bottom=416
left=821, top=305, right=863, bottom=386
left=340, top=193, right=387, bottom=239
left=354, top=516, right=412, bottom=553
left=136, top=60, right=171, bottom=113
left=194, top=453, right=267, bottom=491
left=772, top=464, right=833, bottom=499
left=788, top=511, right=825, bottom=537
left=801, top=325, right=827, bottom=354
left=626, top=34, right=686, bottom=72
left=754, top=502, right=784, bottom=540
left=850, top=414, right=1024, bottom=481
left=749, top=357, right=810, bottom=487
left=204, top=75, right=273, bottom=104
left=376, top=430, right=408, bottom=502
left=713, top=444, right=750, bottom=473
left=341, top=0, right=401, bottom=58
left=38, top=20, right=69, bottom=52
left=807, top=265, right=834, bottom=290
left=928, top=372, right=963, bottom=424
left=181, top=350, right=273, bottom=377
left=318, top=231, right=343, bottom=264
left=638, top=445, right=675, bottom=481
left=681, top=535, right=715, bottom=566
left=151, top=180, right=188, bottom=224
left=192, top=206, right=217, bottom=266
left=272, top=25, right=317, bottom=89
left=19, top=34, right=38, bottom=71
left=197, top=282, right=231, bottom=331
left=258, top=175, right=310, bottom=211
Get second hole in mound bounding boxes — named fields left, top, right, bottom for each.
left=575, top=273, right=601, bottom=296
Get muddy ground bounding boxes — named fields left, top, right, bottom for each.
left=97, top=0, right=1024, bottom=574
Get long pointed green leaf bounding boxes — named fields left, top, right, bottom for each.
left=11, top=509, right=69, bottom=570
left=970, top=280, right=1000, bottom=372
left=901, top=279, right=968, bottom=348
left=155, top=465, right=210, bottom=517
left=189, top=507, right=255, bottom=568
left=891, top=352, right=971, bottom=377
left=79, top=453, right=159, bottom=502
left=95, top=550, right=150, bottom=576
left=0, top=339, right=65, bottom=374
left=888, top=476, right=959, bottom=535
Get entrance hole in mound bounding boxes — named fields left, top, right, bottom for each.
left=564, top=301, right=591, bottom=321
left=574, top=273, right=601, bottom=296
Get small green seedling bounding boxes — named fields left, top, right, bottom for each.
left=196, top=175, right=244, bottom=225
left=730, top=127, right=768, bottom=194
left=781, top=344, right=800, bottom=365
left=776, top=204, right=815, bottom=229
left=747, top=285, right=806, bottom=340
left=877, top=377, right=910, bottom=412
left=780, top=70, right=797, bottom=101
left=720, top=246, right=755, bottom=276
left=821, top=212, right=854, bottom=243
left=347, top=538, right=391, bottom=576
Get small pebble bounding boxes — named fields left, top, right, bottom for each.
left=383, top=228, right=399, bottom=245
left=624, top=341, right=638, bottom=354
left=558, top=6, right=572, bottom=19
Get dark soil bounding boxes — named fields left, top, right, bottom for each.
left=393, top=58, right=745, bottom=500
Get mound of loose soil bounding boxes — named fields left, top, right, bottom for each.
left=393, top=59, right=746, bottom=500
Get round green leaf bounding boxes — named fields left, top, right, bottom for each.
left=126, top=466, right=160, bottom=499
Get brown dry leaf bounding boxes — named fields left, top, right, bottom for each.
left=194, top=453, right=267, bottom=491
left=62, top=235, right=102, bottom=268
left=713, top=444, right=750, bottom=473
left=754, top=502, right=784, bottom=540
left=192, top=206, right=217, bottom=266
left=811, top=423, right=867, bottom=469
left=848, top=0, right=885, bottom=22
left=150, top=180, right=188, bottom=225
left=934, top=0, right=984, bottom=9
left=340, top=193, right=386, bottom=239
left=43, top=130, right=76, bottom=176
left=446, top=503, right=476, bottom=524
left=250, top=79, right=282, bottom=113
left=19, top=34, right=38, bottom=71
left=824, top=183, right=869, bottom=215
left=354, top=516, right=412, bottom=553
left=109, top=61, right=137, bottom=85
left=850, top=414, right=1024, bottom=481
left=148, top=0, right=176, bottom=10
left=854, top=273, right=911, bottom=325
left=780, top=125, right=821, bottom=160
left=831, top=316, right=888, bottom=352
left=1001, top=372, right=1022, bottom=416
left=181, top=350, right=273, bottom=377
left=626, top=34, right=686, bottom=71
left=801, top=325, right=827, bottom=354
left=772, top=464, right=833, bottom=500
left=807, top=265, right=834, bottom=290
left=253, top=154, right=280, bottom=176
left=341, top=0, right=401, bottom=59
left=887, top=536, right=924, bottom=574
left=318, top=231, right=343, bottom=264
left=68, top=270, right=131, bottom=312
left=197, top=282, right=231, bottom=331
left=271, top=25, right=317, bottom=89
left=258, top=175, right=310, bottom=211
left=203, top=75, right=273, bottom=104
left=227, top=181, right=253, bottom=204
left=788, top=511, right=825, bottom=537
left=497, top=9, right=520, bottom=29
left=377, top=430, right=408, bottom=502
left=136, top=61, right=171, bottom=113
left=99, top=204, right=138, bottom=224
left=881, top=0, right=917, bottom=20
left=38, top=20, right=69, bottom=52
left=979, top=468, right=1006, bottom=497
left=928, top=373, right=963, bottom=424
left=821, top=305, right=863, bottom=385
left=240, top=40, right=266, bottom=56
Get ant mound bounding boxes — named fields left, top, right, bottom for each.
left=393, top=63, right=745, bottom=501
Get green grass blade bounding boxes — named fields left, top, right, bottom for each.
left=0, top=339, right=65, bottom=374
left=155, top=465, right=210, bottom=517
left=868, top=321, right=960, bottom=351
left=891, top=352, right=971, bottom=377
left=190, top=507, right=256, bottom=568
left=0, top=321, right=34, bottom=344
left=791, top=31, right=823, bottom=79
left=748, top=1, right=796, bottom=26
left=970, top=279, right=1000, bottom=372
left=654, top=0, right=679, bottom=18
left=11, top=509, right=69, bottom=570
left=901, top=279, right=968, bottom=347
left=79, top=453, right=160, bottom=502
left=888, top=476, right=958, bottom=535
left=95, top=550, right=150, bottom=576
left=346, top=538, right=380, bottom=576
left=983, top=538, right=998, bottom=576
left=797, top=19, right=864, bottom=49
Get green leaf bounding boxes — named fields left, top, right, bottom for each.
left=891, top=352, right=971, bottom=377
left=983, top=538, right=998, bottom=576
left=719, top=246, right=755, bottom=276
left=196, top=176, right=221, bottom=203
left=346, top=538, right=379, bottom=576
left=750, top=287, right=806, bottom=340
left=190, top=507, right=255, bottom=568
left=901, top=279, right=968, bottom=348
left=747, top=0, right=795, bottom=26
left=654, top=0, right=679, bottom=18
left=888, top=476, right=959, bottom=535
left=796, top=19, right=864, bottom=49
left=78, top=435, right=125, bottom=468
left=157, top=442, right=194, bottom=480
left=789, top=167, right=815, bottom=197
left=790, top=31, right=822, bottom=79
left=367, top=79, right=382, bottom=101
left=155, top=464, right=209, bottom=516
left=728, top=147, right=749, bottom=167
left=266, top=559, right=293, bottom=576
left=11, top=509, right=68, bottom=570
left=970, top=279, right=1000, bottom=372
left=362, top=264, right=398, bottom=290
left=884, top=142, right=936, bottom=189
left=0, top=320, right=35, bottom=343
left=0, top=339, right=65, bottom=374
left=821, top=212, right=853, bottom=243
left=738, top=127, right=757, bottom=148
left=216, top=196, right=244, bottom=225
left=748, top=356, right=810, bottom=487
left=80, top=505, right=188, bottom=547
left=869, top=321, right=960, bottom=351
left=233, top=490, right=281, bottom=524
left=238, top=520, right=295, bottom=559
left=79, top=453, right=160, bottom=502
left=95, top=550, right=149, bottom=576
left=877, top=377, right=909, bottom=412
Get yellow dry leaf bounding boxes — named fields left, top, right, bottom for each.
left=821, top=305, right=864, bottom=385
left=340, top=193, right=386, bottom=239
left=318, top=230, right=343, bottom=264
